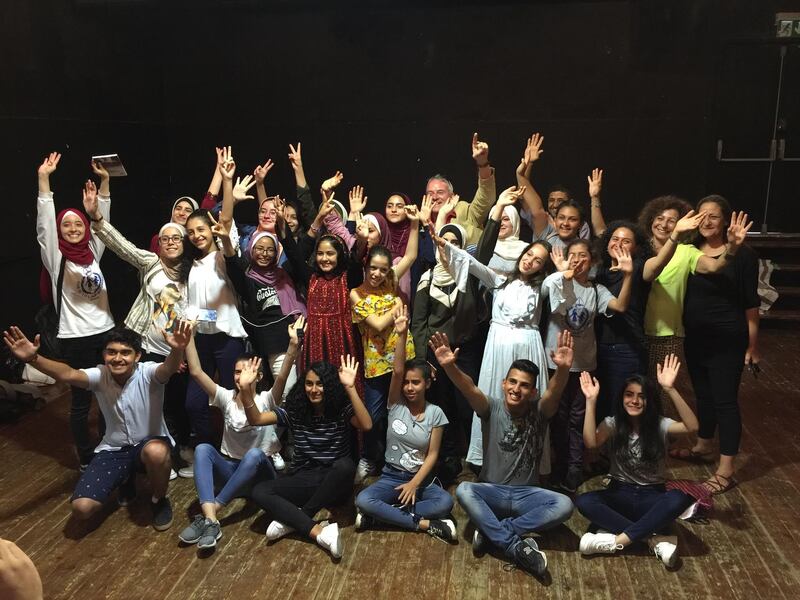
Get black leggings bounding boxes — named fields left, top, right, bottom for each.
left=249, top=457, right=356, bottom=536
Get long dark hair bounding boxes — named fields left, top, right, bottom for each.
left=178, top=209, right=215, bottom=282
left=504, top=240, right=552, bottom=288
left=311, top=234, right=349, bottom=278
left=284, top=361, right=348, bottom=426
left=597, top=220, right=652, bottom=271
left=609, top=375, right=664, bottom=468
left=365, top=245, right=395, bottom=290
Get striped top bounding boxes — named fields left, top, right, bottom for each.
left=274, top=404, right=354, bottom=469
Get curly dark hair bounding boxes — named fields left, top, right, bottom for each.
left=597, top=220, right=653, bottom=271
left=284, top=361, right=349, bottom=426
left=636, top=195, right=692, bottom=245
left=609, top=375, right=664, bottom=468
left=103, top=327, right=142, bottom=355
left=366, top=245, right=396, bottom=290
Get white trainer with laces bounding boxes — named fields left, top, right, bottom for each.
left=271, top=452, right=286, bottom=471
left=265, top=520, right=295, bottom=541
left=353, top=458, right=376, bottom=484
left=579, top=532, right=623, bottom=555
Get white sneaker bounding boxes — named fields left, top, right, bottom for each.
left=579, top=532, right=623, bottom=555
left=316, top=523, right=343, bottom=558
left=178, top=465, right=194, bottom=478
left=354, top=458, right=376, bottom=484
left=169, top=469, right=178, bottom=481
left=653, top=541, right=678, bottom=568
left=271, top=452, right=286, bottom=471
left=265, top=520, right=295, bottom=541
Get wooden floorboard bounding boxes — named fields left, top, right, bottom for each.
left=2, top=329, right=800, bottom=599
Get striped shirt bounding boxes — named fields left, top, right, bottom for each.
left=275, top=404, right=354, bottom=469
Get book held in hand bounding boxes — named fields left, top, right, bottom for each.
left=91, top=154, right=128, bottom=177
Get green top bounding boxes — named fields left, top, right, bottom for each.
left=644, top=243, right=703, bottom=337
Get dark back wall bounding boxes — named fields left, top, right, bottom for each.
left=2, top=0, right=799, bottom=332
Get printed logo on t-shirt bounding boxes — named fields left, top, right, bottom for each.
left=257, top=286, right=280, bottom=309
left=78, top=268, right=103, bottom=299
left=399, top=449, right=424, bottom=471
left=152, top=283, right=185, bottom=332
left=391, top=419, right=409, bottom=435
left=566, top=297, right=591, bottom=333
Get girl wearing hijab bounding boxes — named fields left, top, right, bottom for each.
left=36, top=153, right=115, bottom=470
left=488, top=202, right=530, bottom=276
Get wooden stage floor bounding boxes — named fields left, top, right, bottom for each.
left=1, top=329, right=799, bottom=599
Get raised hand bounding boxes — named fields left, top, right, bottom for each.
left=253, top=159, right=274, bottom=184
left=439, top=194, right=459, bottom=220
left=674, top=209, right=706, bottom=235
left=91, top=160, right=110, bottom=180
left=82, top=179, right=100, bottom=219
left=355, top=213, right=370, bottom=240
left=38, top=152, right=61, bottom=178
left=428, top=332, right=459, bottom=367
left=550, top=246, right=569, bottom=272
left=656, top=353, right=681, bottom=390
left=274, top=195, right=286, bottom=223
left=612, top=246, right=634, bottom=274
left=288, top=143, right=302, bottom=171
left=579, top=371, right=600, bottom=404
left=727, top=211, right=753, bottom=249
left=162, top=320, right=194, bottom=350
left=525, top=133, right=544, bottom=164
left=419, top=194, right=433, bottom=226
left=393, top=304, right=409, bottom=335
left=3, top=327, right=40, bottom=363
left=233, top=174, right=256, bottom=203
left=498, top=185, right=524, bottom=208
left=288, top=315, right=306, bottom=346
left=349, top=185, right=367, bottom=214
left=338, top=354, right=359, bottom=388
left=208, top=213, right=230, bottom=239
left=321, top=171, right=344, bottom=193
left=471, top=132, right=489, bottom=166
left=217, top=146, right=235, bottom=180
left=428, top=222, right=445, bottom=248
left=587, top=168, right=603, bottom=199
left=238, top=357, right=262, bottom=388
left=550, top=330, right=574, bottom=370
left=316, top=198, right=336, bottom=223
left=404, top=204, right=420, bottom=223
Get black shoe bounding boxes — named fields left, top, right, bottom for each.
left=555, top=469, right=583, bottom=494
left=354, top=509, right=374, bottom=531
left=151, top=497, right=174, bottom=531
left=117, top=476, right=136, bottom=507
left=426, top=519, right=457, bottom=543
left=472, top=529, right=489, bottom=556
left=513, top=538, right=547, bottom=577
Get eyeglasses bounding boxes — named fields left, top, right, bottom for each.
left=252, top=246, right=276, bottom=255
left=159, top=235, right=183, bottom=244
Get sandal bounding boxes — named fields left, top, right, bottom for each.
left=668, top=447, right=715, bottom=463
left=703, top=473, right=738, bottom=495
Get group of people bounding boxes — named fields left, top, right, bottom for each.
left=4, top=132, right=759, bottom=576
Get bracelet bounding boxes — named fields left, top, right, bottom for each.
left=89, top=215, right=103, bottom=223
left=243, top=402, right=256, bottom=410
left=591, top=201, right=602, bottom=208
left=309, top=224, right=320, bottom=233
left=27, top=352, right=39, bottom=364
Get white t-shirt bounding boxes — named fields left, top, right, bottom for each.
left=211, top=385, right=279, bottom=459
left=186, top=251, right=247, bottom=337
left=37, top=192, right=115, bottom=338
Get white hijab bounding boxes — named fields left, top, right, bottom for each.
left=493, top=205, right=530, bottom=261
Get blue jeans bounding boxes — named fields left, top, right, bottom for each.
left=596, top=343, right=646, bottom=421
left=362, top=373, right=390, bottom=463
left=455, top=481, right=573, bottom=556
left=574, top=480, right=694, bottom=543
left=193, top=443, right=276, bottom=506
left=355, top=465, right=454, bottom=530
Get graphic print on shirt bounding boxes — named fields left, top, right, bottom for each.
left=566, top=295, right=592, bottom=334
left=498, top=409, right=543, bottom=479
left=152, top=283, right=184, bottom=332
left=256, top=285, right=280, bottom=310
left=77, top=266, right=103, bottom=300
left=391, top=418, right=425, bottom=471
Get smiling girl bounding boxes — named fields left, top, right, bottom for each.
left=37, top=153, right=115, bottom=469
left=575, top=354, right=699, bottom=568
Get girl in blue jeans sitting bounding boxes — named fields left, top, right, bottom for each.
left=575, top=354, right=699, bottom=568
left=354, top=305, right=456, bottom=542
left=177, top=318, right=302, bottom=549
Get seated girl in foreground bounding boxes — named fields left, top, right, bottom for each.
left=177, top=319, right=304, bottom=550
left=354, top=306, right=455, bottom=542
left=575, top=354, right=699, bottom=568
left=242, top=339, right=372, bottom=558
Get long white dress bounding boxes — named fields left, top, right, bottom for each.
left=443, top=244, right=551, bottom=472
